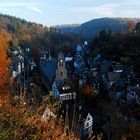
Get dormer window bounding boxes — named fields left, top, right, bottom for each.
left=62, top=85, right=71, bottom=90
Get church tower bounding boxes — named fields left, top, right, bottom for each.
left=56, top=52, right=67, bottom=80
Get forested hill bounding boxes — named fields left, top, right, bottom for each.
left=0, top=14, right=81, bottom=60
left=89, top=23, right=140, bottom=76
left=0, top=14, right=46, bottom=42
left=1, top=14, right=140, bottom=69
left=56, top=18, right=140, bottom=38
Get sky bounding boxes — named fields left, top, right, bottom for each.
left=0, top=0, right=140, bottom=26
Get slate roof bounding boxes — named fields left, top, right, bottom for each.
left=76, top=44, right=83, bottom=52
left=11, top=56, right=24, bottom=65
left=100, top=59, right=112, bottom=73
left=58, top=51, right=64, bottom=60
left=94, top=54, right=103, bottom=62
left=107, top=72, right=122, bottom=82
left=55, top=80, right=64, bottom=92
left=100, top=59, right=112, bottom=67
left=40, top=58, right=57, bottom=89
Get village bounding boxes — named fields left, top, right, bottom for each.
left=9, top=41, right=140, bottom=140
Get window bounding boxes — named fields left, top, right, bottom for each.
left=61, top=72, right=63, bottom=77
left=59, top=60, right=63, bottom=67
left=87, top=117, right=90, bottom=121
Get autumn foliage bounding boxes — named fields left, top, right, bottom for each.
left=81, top=85, right=94, bottom=96
left=0, top=32, right=79, bottom=139
left=0, top=32, right=11, bottom=107
left=0, top=97, right=79, bottom=140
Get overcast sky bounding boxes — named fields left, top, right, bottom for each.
left=0, top=0, right=140, bottom=26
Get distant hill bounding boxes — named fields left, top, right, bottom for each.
left=54, top=24, right=80, bottom=33
left=55, top=18, right=140, bottom=38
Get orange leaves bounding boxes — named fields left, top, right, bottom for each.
left=0, top=32, right=10, bottom=107
left=81, top=85, right=94, bottom=96
left=0, top=97, right=79, bottom=140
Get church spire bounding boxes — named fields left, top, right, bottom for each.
left=55, top=51, right=67, bottom=80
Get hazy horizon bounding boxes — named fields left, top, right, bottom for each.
left=0, top=0, right=140, bottom=26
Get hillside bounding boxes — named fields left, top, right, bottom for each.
left=0, top=14, right=46, bottom=43
left=56, top=18, right=140, bottom=38
left=89, top=27, right=140, bottom=76
left=0, top=14, right=80, bottom=60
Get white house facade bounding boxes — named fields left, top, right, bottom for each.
left=83, top=113, right=93, bottom=137
left=52, top=80, right=76, bottom=101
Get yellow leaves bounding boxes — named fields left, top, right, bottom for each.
left=0, top=97, right=79, bottom=140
